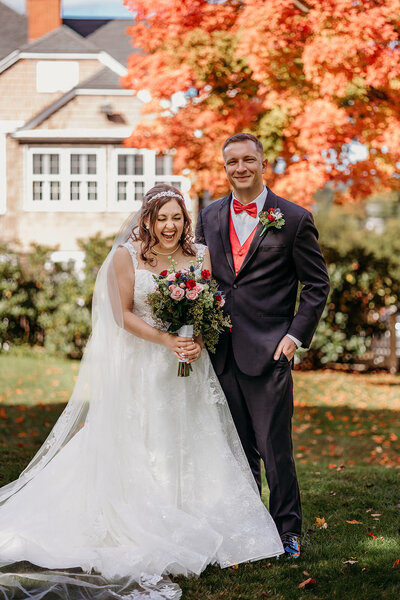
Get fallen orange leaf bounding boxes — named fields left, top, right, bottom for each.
left=347, top=520, right=363, bottom=524
left=328, top=464, right=337, bottom=469
left=298, top=578, right=315, bottom=589
left=368, top=532, right=377, bottom=539
left=315, top=517, right=327, bottom=529
left=393, top=559, right=399, bottom=568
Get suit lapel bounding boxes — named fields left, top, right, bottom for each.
left=236, top=187, right=279, bottom=276
left=218, top=194, right=235, bottom=275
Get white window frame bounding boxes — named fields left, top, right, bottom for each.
left=108, top=148, right=190, bottom=212
left=25, top=147, right=107, bottom=212
left=0, top=134, right=6, bottom=215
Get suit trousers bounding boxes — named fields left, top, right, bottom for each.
left=217, top=342, right=302, bottom=537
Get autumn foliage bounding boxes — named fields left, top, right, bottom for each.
left=123, top=0, right=400, bottom=206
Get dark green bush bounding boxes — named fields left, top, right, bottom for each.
left=299, top=207, right=400, bottom=368
left=0, top=234, right=112, bottom=358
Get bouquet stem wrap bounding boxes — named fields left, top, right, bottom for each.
left=177, top=324, right=193, bottom=377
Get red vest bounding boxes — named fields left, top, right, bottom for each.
left=229, top=213, right=257, bottom=276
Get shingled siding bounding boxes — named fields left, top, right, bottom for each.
left=11, top=202, right=124, bottom=252
left=1, top=137, right=22, bottom=241
left=0, top=59, right=102, bottom=121
left=36, top=95, right=143, bottom=129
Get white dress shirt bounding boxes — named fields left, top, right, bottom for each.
left=230, top=187, right=301, bottom=349
left=231, top=187, right=267, bottom=246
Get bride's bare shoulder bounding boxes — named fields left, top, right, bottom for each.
left=114, top=244, right=136, bottom=271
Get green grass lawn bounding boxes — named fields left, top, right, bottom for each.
left=0, top=349, right=399, bottom=599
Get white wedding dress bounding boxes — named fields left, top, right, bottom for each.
left=0, top=241, right=283, bottom=599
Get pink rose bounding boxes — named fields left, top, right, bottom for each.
left=170, top=287, right=185, bottom=300
left=215, top=294, right=225, bottom=307
left=194, top=283, right=204, bottom=293
left=180, top=282, right=186, bottom=288
left=169, top=284, right=176, bottom=291
left=167, top=273, right=176, bottom=281
left=186, top=289, right=199, bottom=300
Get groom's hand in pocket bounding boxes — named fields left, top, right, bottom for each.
left=274, top=336, right=297, bottom=362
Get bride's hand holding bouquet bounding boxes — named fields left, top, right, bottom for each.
left=147, top=258, right=231, bottom=376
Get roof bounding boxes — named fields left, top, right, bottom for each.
left=0, top=1, right=27, bottom=60
left=63, top=19, right=110, bottom=38
left=87, top=19, right=138, bottom=65
left=78, top=67, right=122, bottom=89
left=21, top=25, right=99, bottom=54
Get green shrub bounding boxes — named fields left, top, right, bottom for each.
left=0, top=233, right=113, bottom=358
left=299, top=207, right=400, bottom=368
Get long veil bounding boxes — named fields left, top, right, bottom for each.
left=0, top=210, right=182, bottom=599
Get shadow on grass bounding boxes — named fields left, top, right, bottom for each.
left=0, top=402, right=65, bottom=486
left=292, top=404, right=400, bottom=468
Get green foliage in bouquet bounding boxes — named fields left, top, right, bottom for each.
left=146, top=258, right=231, bottom=353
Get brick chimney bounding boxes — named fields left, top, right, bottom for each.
left=27, top=0, right=62, bottom=42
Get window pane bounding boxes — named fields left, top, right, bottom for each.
left=155, top=154, right=164, bottom=175
left=70, top=181, right=80, bottom=201
left=87, top=154, right=96, bottom=175
left=32, top=181, right=43, bottom=200
left=118, top=155, right=127, bottom=175
left=156, top=154, right=172, bottom=175
left=87, top=181, right=97, bottom=201
left=33, top=154, right=43, bottom=175
left=171, top=181, right=181, bottom=191
left=70, top=154, right=81, bottom=174
left=135, top=182, right=144, bottom=201
left=134, top=154, right=144, bottom=175
left=50, top=181, right=60, bottom=201
left=117, top=182, right=127, bottom=201
left=117, top=153, right=143, bottom=175
left=49, top=154, right=59, bottom=175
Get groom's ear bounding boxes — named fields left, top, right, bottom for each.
left=262, top=158, right=268, bottom=173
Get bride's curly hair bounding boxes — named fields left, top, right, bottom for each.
left=131, top=184, right=196, bottom=265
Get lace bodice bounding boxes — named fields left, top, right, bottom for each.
left=121, top=241, right=207, bottom=327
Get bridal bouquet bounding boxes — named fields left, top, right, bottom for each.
left=147, top=258, right=231, bottom=376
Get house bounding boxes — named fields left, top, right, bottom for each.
left=0, top=0, right=190, bottom=260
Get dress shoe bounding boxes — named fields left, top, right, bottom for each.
left=281, top=534, right=301, bottom=559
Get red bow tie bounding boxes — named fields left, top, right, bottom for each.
left=233, top=199, right=258, bottom=218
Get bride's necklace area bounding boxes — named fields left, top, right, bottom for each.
left=151, top=245, right=180, bottom=256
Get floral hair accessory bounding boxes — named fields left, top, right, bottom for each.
left=259, top=208, right=285, bottom=237
left=149, top=190, right=183, bottom=201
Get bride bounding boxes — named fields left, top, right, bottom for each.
left=0, top=184, right=283, bottom=599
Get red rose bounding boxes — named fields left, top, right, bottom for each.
left=201, top=269, right=211, bottom=279
left=186, top=279, right=196, bottom=289
left=160, top=270, right=168, bottom=277
left=268, top=208, right=275, bottom=212
left=215, top=294, right=222, bottom=302
left=267, top=214, right=276, bottom=221
left=175, top=273, right=180, bottom=279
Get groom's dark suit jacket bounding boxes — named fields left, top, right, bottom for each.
left=196, top=188, right=330, bottom=376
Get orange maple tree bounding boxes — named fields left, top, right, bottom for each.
left=123, top=0, right=400, bottom=206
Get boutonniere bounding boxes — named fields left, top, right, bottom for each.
left=259, top=208, right=285, bottom=237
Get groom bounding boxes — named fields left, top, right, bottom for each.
left=196, top=133, right=330, bottom=558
